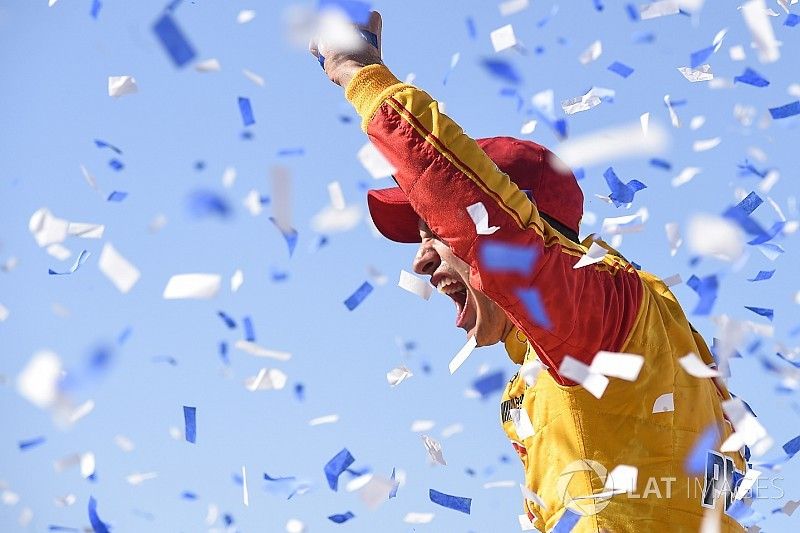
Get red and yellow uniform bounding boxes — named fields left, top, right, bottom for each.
left=346, top=64, right=746, bottom=532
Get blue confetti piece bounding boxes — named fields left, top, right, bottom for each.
left=238, top=97, right=255, bottom=126
left=745, top=306, right=774, bottom=321
left=328, top=511, right=355, bottom=524
left=552, top=509, right=582, bottom=532
left=344, top=281, right=373, bottom=310
left=472, top=370, right=506, bottom=399
left=625, top=3, right=639, bottom=20
left=186, top=189, right=232, bottom=219
left=152, top=355, right=178, bottom=365
left=573, top=168, right=585, bottom=180
left=184, top=405, right=196, bottom=443
left=736, top=191, right=763, bottom=215
left=269, top=217, right=298, bottom=256
left=607, top=61, right=634, bottom=78
left=748, top=221, right=785, bottom=245
left=294, top=382, right=305, bottom=401
left=685, top=424, right=719, bottom=474
left=223, top=513, right=234, bottom=526
left=117, top=327, right=133, bottom=345
left=782, top=435, right=800, bottom=456
left=632, top=31, right=655, bottom=44
left=593, top=0, right=604, bottom=11
left=317, top=0, right=371, bottom=24
left=690, top=45, right=715, bottom=68
left=480, top=58, right=522, bottom=85
left=429, top=489, right=471, bottom=514
left=786, top=13, right=800, bottom=27
left=277, top=147, right=305, bottom=157
left=48, top=527, right=80, bottom=532
left=243, top=316, right=256, bottom=341
left=19, top=436, right=46, bottom=450
left=324, top=448, right=355, bottom=490
left=108, top=158, right=124, bottom=171
left=94, top=139, right=122, bottom=154
left=217, top=311, right=237, bottom=329
left=734, top=67, right=769, bottom=87
left=499, top=88, right=524, bottom=112
left=241, top=130, right=254, bottom=140
left=603, top=167, right=646, bottom=206
left=479, top=242, right=538, bottom=274
left=748, top=270, right=775, bottom=282
left=769, top=101, right=800, bottom=119
left=49, top=250, right=90, bottom=275
left=88, top=497, right=110, bottom=533
left=264, top=472, right=296, bottom=482
left=90, top=0, right=102, bottom=19
left=737, top=160, right=768, bottom=178
left=152, top=13, right=197, bottom=68
left=466, top=17, right=477, bottom=39
left=649, top=158, right=672, bottom=170
left=687, top=274, right=718, bottom=315
left=107, top=191, right=128, bottom=202
left=389, top=468, right=399, bottom=498
left=194, top=160, right=205, bottom=171
left=180, top=491, right=198, bottom=500
left=517, top=288, right=551, bottom=329
left=219, top=341, right=230, bottom=365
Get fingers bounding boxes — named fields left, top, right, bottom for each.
left=308, top=37, right=320, bottom=58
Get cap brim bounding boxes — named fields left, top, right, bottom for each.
left=367, top=187, right=421, bottom=243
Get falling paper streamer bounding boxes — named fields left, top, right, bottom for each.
left=183, top=406, right=196, bottom=443
left=108, top=76, right=138, bottom=97
left=386, top=365, right=413, bottom=387
left=152, top=12, right=197, bottom=68
left=235, top=340, right=291, bottom=361
left=639, top=0, right=680, bottom=19
left=429, top=489, right=471, bottom=514
left=653, top=392, right=675, bottom=413
left=573, top=242, right=607, bottom=269
left=554, top=121, right=668, bottom=169
left=98, top=243, right=140, bottom=294
left=741, top=0, right=780, bottom=63
left=88, top=497, right=111, bottom=533
left=678, top=65, right=714, bottom=82
left=678, top=352, right=720, bottom=378
left=241, top=466, right=249, bottom=506
left=693, top=137, right=721, bottom=152
left=466, top=202, right=500, bottom=235
left=561, top=86, right=614, bottom=115
left=242, top=68, right=265, bottom=87
left=48, top=249, right=90, bottom=275
left=671, top=166, right=702, bottom=187
left=490, top=24, right=518, bottom=52
left=163, top=273, right=221, bottom=299
left=324, top=448, right=355, bottom=491
left=449, top=336, right=477, bottom=374
left=664, top=94, right=681, bottom=128
left=357, top=141, right=397, bottom=179
left=245, top=368, right=288, bottom=391
left=579, top=40, right=602, bottom=64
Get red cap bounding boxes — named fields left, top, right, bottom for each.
left=366, top=136, right=584, bottom=243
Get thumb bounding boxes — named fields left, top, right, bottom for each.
left=364, top=10, right=382, bottom=49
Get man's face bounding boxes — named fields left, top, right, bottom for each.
left=412, top=219, right=512, bottom=346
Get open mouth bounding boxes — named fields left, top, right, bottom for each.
left=437, top=278, right=469, bottom=329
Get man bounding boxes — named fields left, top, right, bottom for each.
left=311, top=11, right=746, bottom=532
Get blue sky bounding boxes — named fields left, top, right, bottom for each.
left=1, top=0, right=799, bottom=531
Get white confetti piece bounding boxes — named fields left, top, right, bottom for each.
left=80, top=164, right=99, bottom=190
left=519, top=360, right=543, bottom=387
left=640, top=112, right=650, bottom=135
left=148, top=214, right=168, bottom=233
left=499, top=0, right=529, bottom=16
left=108, top=75, right=138, bottom=97
left=665, top=222, right=682, bottom=256
left=449, top=336, right=477, bottom=374
left=741, top=0, right=780, bottom=63
left=467, top=202, right=500, bottom=235
left=639, top=0, right=680, bottom=19
left=222, top=166, right=236, bottom=188
left=441, top=423, right=464, bottom=438
left=573, top=242, right=607, bottom=269
left=163, top=273, right=221, bottom=299
left=519, top=513, right=537, bottom=530
left=245, top=368, right=288, bottom=391
left=68, top=400, right=95, bottom=424
left=720, top=398, right=771, bottom=455
left=693, top=137, right=721, bottom=152
left=664, top=94, right=681, bottom=127
left=195, top=58, right=221, bottom=72
left=68, top=222, right=104, bottom=239
left=237, top=9, right=256, bottom=24
left=728, top=45, right=746, bottom=61
left=126, top=472, right=158, bottom=486
left=687, top=214, right=744, bottom=261
left=242, top=466, right=249, bottom=506
left=490, top=24, right=518, bottom=52
left=554, top=121, right=668, bottom=169
left=309, top=414, right=339, bottom=426
left=411, top=419, right=435, bottom=432
left=386, top=365, right=413, bottom=387
left=590, top=351, right=644, bottom=381
left=678, top=64, right=714, bottom=82
left=520, top=119, right=537, bottom=134
left=662, top=274, right=682, bottom=287
left=46, top=243, right=71, bottom=261
left=54, top=494, right=76, bottom=507
left=231, top=269, right=244, bottom=292
left=678, top=352, right=720, bottom=378
left=99, top=243, right=141, bottom=294
left=327, top=181, right=346, bottom=210
left=510, top=408, right=535, bottom=439
left=561, top=87, right=614, bottom=115
left=404, top=512, right=435, bottom=524
left=29, top=208, right=68, bottom=247
left=690, top=115, right=706, bottom=130
left=49, top=0, right=58, bottom=6
left=235, top=340, right=291, bottom=361
left=16, top=350, right=61, bottom=409
left=242, top=68, right=265, bottom=87
left=421, top=435, right=447, bottom=465
left=483, top=480, right=516, bottom=489
left=734, top=469, right=761, bottom=500
left=559, top=356, right=609, bottom=398
left=310, top=205, right=362, bottom=233
left=520, top=483, right=547, bottom=508
left=114, top=435, right=135, bottom=452
left=357, top=141, right=397, bottom=179
left=652, top=392, right=675, bottom=412
left=80, top=452, right=95, bottom=479
left=0, top=303, right=9, bottom=322
left=601, top=208, right=649, bottom=235
left=286, top=519, right=306, bottom=533
left=671, top=166, right=702, bottom=187
left=243, top=189, right=263, bottom=216
left=397, top=270, right=433, bottom=300
left=604, top=465, right=638, bottom=493
left=579, top=40, right=603, bottom=65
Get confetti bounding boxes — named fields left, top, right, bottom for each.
left=745, top=306, right=774, bottom=321
left=639, top=0, right=680, bottom=19
left=510, top=408, right=535, bottom=439
left=554, top=121, right=668, bottom=168
left=769, top=101, right=800, bottom=119
left=324, top=448, right=355, bottom=490
left=244, top=368, right=287, bottom=391
left=499, top=0, right=529, bottom=16
left=490, top=24, right=518, bottom=52
left=693, top=137, right=721, bottom=152
left=449, top=336, right=477, bottom=374
left=163, top=273, right=221, bottom=300
left=357, top=142, right=397, bottom=179
left=734, top=67, right=769, bottom=87
left=107, top=191, right=128, bottom=202
left=466, top=202, right=500, bottom=235
left=0, top=303, right=8, bottom=322
left=517, top=288, right=551, bottom=329
left=108, top=76, right=138, bottom=97
left=98, top=243, right=140, bottom=294
left=327, top=511, right=355, bottom=523
left=234, top=340, right=291, bottom=361
left=748, top=270, right=775, bottom=282
left=686, top=274, right=719, bottom=315
left=242, top=68, right=265, bottom=87
left=653, top=392, right=675, bottom=413
left=422, top=435, right=447, bottom=465
left=687, top=214, right=743, bottom=261
left=558, top=356, right=609, bottom=398
left=678, top=64, right=713, bottom=82
left=603, top=167, right=646, bottom=207
left=478, top=241, right=537, bottom=273
left=741, top=0, right=780, bottom=63
left=429, top=489, right=471, bottom=514
left=678, top=352, right=720, bottom=378
left=152, top=13, right=197, bottom=67
left=88, top=497, right=110, bottom=533
left=241, top=466, right=249, bottom=506
left=561, top=86, right=615, bottom=115
left=579, top=40, right=603, bottom=64
left=671, top=166, right=701, bottom=187
left=404, top=512, right=435, bottom=524
left=551, top=508, right=581, bottom=532
left=590, top=351, right=644, bottom=381
left=238, top=97, right=255, bottom=126
left=386, top=365, right=413, bottom=387
left=195, top=58, right=221, bottom=72
left=183, top=406, right=196, bottom=443
left=48, top=249, right=90, bottom=276
left=18, top=436, right=46, bottom=450
left=344, top=281, right=373, bottom=310
left=309, top=414, right=339, bottom=426
left=16, top=350, right=62, bottom=409
left=607, top=61, right=634, bottom=78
